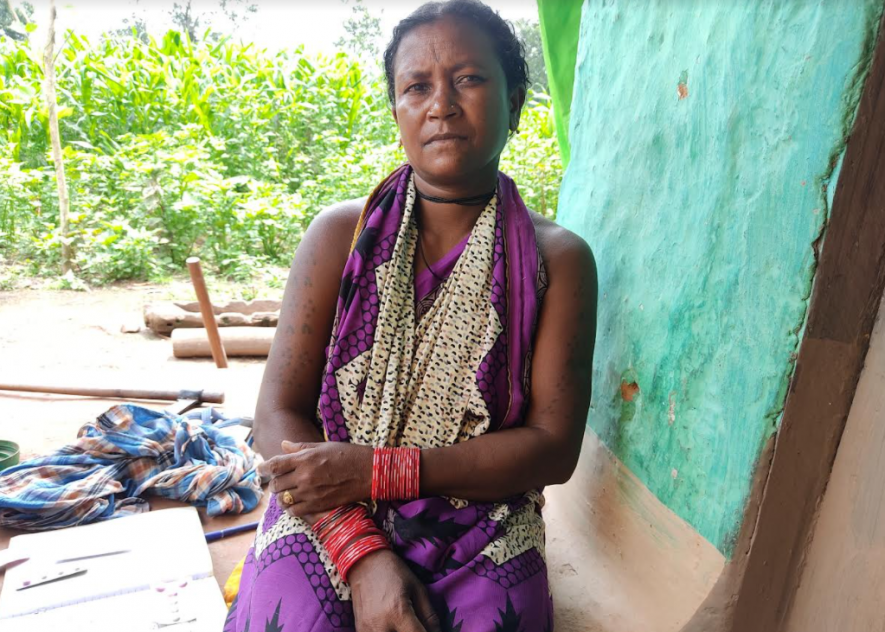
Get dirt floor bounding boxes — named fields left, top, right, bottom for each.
left=0, top=285, right=726, bottom=631
left=0, top=282, right=278, bottom=435
left=0, top=283, right=276, bottom=594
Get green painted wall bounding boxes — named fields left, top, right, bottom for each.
left=543, top=0, right=884, bottom=554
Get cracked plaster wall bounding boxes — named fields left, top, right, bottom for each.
left=547, top=0, right=884, bottom=554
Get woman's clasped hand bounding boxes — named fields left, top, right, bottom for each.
left=348, top=550, right=443, bottom=632
left=260, top=442, right=443, bottom=632
left=259, top=441, right=374, bottom=519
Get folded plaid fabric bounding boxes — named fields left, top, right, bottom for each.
left=0, top=404, right=263, bottom=531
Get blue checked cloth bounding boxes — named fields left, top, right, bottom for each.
left=0, top=404, right=263, bottom=531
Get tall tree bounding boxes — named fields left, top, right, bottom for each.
left=335, top=0, right=383, bottom=62
left=114, top=0, right=258, bottom=43
left=171, top=0, right=258, bottom=42
left=0, top=0, right=33, bottom=41
left=170, top=1, right=201, bottom=42
left=513, top=18, right=548, bottom=93
left=42, top=0, right=72, bottom=274
left=111, top=14, right=149, bottom=44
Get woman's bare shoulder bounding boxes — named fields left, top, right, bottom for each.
left=528, top=210, right=598, bottom=331
left=529, top=210, right=595, bottom=276
left=307, top=197, right=367, bottom=241
left=297, top=197, right=368, bottom=263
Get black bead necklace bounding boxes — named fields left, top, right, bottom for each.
left=414, top=206, right=446, bottom=283
left=413, top=185, right=496, bottom=283
left=417, top=236, right=445, bottom=283
left=415, top=187, right=497, bottom=207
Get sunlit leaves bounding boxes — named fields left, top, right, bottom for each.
left=0, top=28, right=560, bottom=284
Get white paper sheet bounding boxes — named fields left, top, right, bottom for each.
left=0, top=507, right=226, bottom=628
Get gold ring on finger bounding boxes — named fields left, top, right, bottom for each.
left=282, top=490, right=294, bottom=506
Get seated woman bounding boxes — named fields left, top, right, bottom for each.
left=225, top=1, right=597, bottom=631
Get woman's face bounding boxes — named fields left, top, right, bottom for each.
left=392, top=16, right=524, bottom=188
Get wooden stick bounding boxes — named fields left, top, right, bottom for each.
left=186, top=256, right=228, bottom=369
left=43, top=0, right=72, bottom=274
left=0, top=383, right=224, bottom=403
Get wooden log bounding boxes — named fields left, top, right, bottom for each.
left=217, top=312, right=250, bottom=327
left=186, top=257, right=228, bottom=369
left=172, top=327, right=276, bottom=358
left=173, top=299, right=282, bottom=316
left=144, top=303, right=281, bottom=335
left=144, top=303, right=209, bottom=335
left=250, top=311, right=279, bottom=327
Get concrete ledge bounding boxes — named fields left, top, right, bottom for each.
left=546, top=431, right=725, bottom=632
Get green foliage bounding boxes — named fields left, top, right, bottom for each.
left=500, top=91, right=560, bottom=217
left=0, top=28, right=561, bottom=285
left=0, top=0, right=33, bottom=43
left=335, top=0, right=383, bottom=62
left=168, top=0, right=258, bottom=43
left=50, top=269, right=88, bottom=291
left=513, top=19, right=548, bottom=93
left=113, top=0, right=258, bottom=44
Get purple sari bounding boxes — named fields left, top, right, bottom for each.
left=226, top=166, right=552, bottom=632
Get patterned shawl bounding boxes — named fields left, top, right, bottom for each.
left=317, top=164, right=544, bottom=452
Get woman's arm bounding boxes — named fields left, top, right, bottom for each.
left=254, top=200, right=440, bottom=632
left=251, top=200, right=364, bottom=460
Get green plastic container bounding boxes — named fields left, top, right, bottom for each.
left=0, top=440, right=20, bottom=472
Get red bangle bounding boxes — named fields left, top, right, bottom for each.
left=312, top=505, right=352, bottom=540
left=324, top=513, right=367, bottom=560
left=312, top=504, right=389, bottom=583
left=337, top=534, right=389, bottom=581
left=371, top=447, right=420, bottom=501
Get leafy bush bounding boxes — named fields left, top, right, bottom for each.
left=0, top=29, right=561, bottom=284
left=500, top=91, right=560, bottom=217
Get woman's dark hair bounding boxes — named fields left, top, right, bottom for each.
left=382, top=0, right=530, bottom=104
